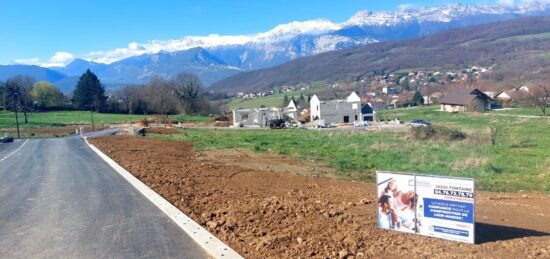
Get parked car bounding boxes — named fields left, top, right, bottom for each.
left=0, top=136, right=14, bottom=143
left=408, top=119, right=431, bottom=127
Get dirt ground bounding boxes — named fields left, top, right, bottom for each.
left=90, top=136, right=550, bottom=259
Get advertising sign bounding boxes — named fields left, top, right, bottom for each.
left=376, top=171, right=475, bottom=244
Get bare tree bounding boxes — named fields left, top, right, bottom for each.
left=530, top=84, right=550, bottom=116
left=5, top=76, right=34, bottom=124
left=171, top=73, right=202, bottom=114
left=119, top=85, right=143, bottom=114
left=488, top=118, right=506, bottom=146
left=143, top=77, right=181, bottom=115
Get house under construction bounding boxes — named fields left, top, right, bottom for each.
left=232, top=100, right=298, bottom=127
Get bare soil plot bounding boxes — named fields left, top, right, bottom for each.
left=90, top=136, right=550, bottom=258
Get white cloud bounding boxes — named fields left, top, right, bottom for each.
left=13, top=58, right=41, bottom=65
left=13, top=52, right=75, bottom=67
left=42, top=51, right=75, bottom=67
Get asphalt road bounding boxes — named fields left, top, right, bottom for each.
left=0, top=136, right=209, bottom=258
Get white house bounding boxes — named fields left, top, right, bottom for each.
left=233, top=100, right=298, bottom=127
left=284, top=99, right=298, bottom=119
left=310, top=92, right=363, bottom=125
left=233, top=108, right=282, bottom=127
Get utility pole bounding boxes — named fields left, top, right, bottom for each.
left=90, top=107, right=95, bottom=132
left=15, top=110, right=20, bottom=139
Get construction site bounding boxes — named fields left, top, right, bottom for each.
left=89, top=135, right=550, bottom=258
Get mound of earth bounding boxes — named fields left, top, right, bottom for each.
left=89, top=136, right=550, bottom=258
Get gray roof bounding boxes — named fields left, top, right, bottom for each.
left=440, top=88, right=493, bottom=106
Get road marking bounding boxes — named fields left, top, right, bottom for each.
left=0, top=139, right=29, bottom=163
left=84, top=137, right=243, bottom=259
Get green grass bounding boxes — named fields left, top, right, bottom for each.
left=0, top=110, right=212, bottom=129
left=491, top=107, right=549, bottom=117
left=152, top=106, right=550, bottom=193
left=168, top=114, right=213, bottom=123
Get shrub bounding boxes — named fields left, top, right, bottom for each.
left=410, top=126, right=466, bottom=141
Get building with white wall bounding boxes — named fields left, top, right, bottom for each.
left=310, top=92, right=363, bottom=125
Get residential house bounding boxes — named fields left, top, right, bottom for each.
left=284, top=99, right=298, bottom=119
left=494, top=87, right=529, bottom=107
left=310, top=92, right=362, bottom=124
left=440, top=88, right=493, bottom=112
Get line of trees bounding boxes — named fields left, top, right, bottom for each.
left=1, top=69, right=217, bottom=118
left=0, top=76, right=59, bottom=124
left=106, top=73, right=216, bottom=115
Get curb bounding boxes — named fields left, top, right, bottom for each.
left=84, top=137, right=243, bottom=259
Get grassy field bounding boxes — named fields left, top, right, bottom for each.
left=152, top=106, right=550, bottom=193
left=490, top=107, right=549, bottom=117
left=0, top=110, right=212, bottom=129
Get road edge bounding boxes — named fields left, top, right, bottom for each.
left=84, top=137, right=243, bottom=259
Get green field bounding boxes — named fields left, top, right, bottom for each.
left=152, top=106, right=550, bottom=193
left=490, top=107, right=549, bottom=117
left=0, top=110, right=212, bottom=129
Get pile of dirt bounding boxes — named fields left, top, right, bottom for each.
left=90, top=136, right=550, bottom=258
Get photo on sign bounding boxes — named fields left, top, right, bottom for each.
left=376, top=172, right=417, bottom=234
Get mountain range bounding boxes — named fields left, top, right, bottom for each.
left=211, top=16, right=550, bottom=93
left=1, top=3, right=549, bottom=93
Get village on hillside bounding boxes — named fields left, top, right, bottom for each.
left=230, top=70, right=549, bottom=129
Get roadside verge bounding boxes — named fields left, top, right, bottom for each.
left=84, top=137, right=243, bottom=259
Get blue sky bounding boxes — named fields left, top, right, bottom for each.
left=0, top=0, right=498, bottom=66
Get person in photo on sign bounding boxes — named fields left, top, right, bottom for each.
left=379, top=179, right=401, bottom=228
left=382, top=179, right=397, bottom=196
left=378, top=195, right=398, bottom=229
left=394, top=191, right=417, bottom=230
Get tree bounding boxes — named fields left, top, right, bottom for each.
left=143, top=77, right=181, bottom=115
left=5, top=76, right=33, bottom=124
left=410, top=91, right=424, bottom=106
left=283, top=94, right=289, bottom=107
left=488, top=119, right=506, bottom=146
left=527, top=84, right=550, bottom=116
left=31, top=81, right=64, bottom=110
left=118, top=85, right=144, bottom=114
left=171, top=73, right=203, bottom=114
left=73, top=69, right=107, bottom=111
left=4, top=76, right=34, bottom=137
left=299, top=92, right=305, bottom=105
left=0, top=81, right=6, bottom=111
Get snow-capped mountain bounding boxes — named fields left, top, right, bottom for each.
left=8, top=2, right=550, bottom=89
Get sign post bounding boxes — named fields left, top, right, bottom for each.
left=376, top=171, right=475, bottom=244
